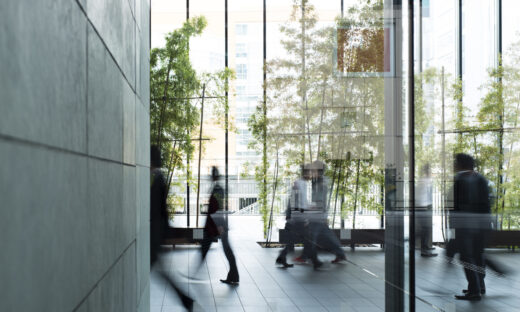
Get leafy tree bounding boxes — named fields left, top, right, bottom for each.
left=249, top=0, right=387, bottom=233
left=150, top=17, right=234, bottom=217
left=477, top=49, right=520, bottom=226
left=501, top=38, right=520, bottom=227
left=150, top=17, right=206, bottom=201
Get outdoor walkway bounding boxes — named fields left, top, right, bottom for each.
left=151, top=216, right=520, bottom=312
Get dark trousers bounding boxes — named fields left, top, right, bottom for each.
left=307, top=221, right=345, bottom=263
left=151, top=250, right=193, bottom=309
left=459, top=230, right=486, bottom=295
left=416, top=207, right=433, bottom=252
left=200, top=229, right=239, bottom=282
left=278, top=220, right=307, bottom=261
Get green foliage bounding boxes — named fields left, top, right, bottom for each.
left=200, top=68, right=237, bottom=132
left=150, top=16, right=206, bottom=175
left=414, top=68, right=439, bottom=174
left=150, top=16, right=234, bottom=220
left=449, top=77, right=473, bottom=154
left=248, top=0, right=386, bottom=232
left=476, top=53, right=520, bottom=221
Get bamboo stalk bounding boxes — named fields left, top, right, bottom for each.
left=195, top=84, right=206, bottom=228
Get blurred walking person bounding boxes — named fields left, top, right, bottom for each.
left=450, top=153, right=491, bottom=301
left=198, top=166, right=239, bottom=285
left=150, top=146, right=194, bottom=311
left=306, top=161, right=346, bottom=269
left=276, top=166, right=309, bottom=268
left=415, top=164, right=437, bottom=257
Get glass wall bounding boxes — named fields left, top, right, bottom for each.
left=462, top=0, right=497, bottom=123
left=150, top=1, right=520, bottom=311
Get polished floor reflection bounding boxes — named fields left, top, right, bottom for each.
left=151, top=217, right=520, bottom=312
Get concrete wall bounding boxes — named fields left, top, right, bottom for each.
left=0, top=0, right=150, bottom=311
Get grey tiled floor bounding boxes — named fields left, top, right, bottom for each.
left=151, top=216, right=520, bottom=311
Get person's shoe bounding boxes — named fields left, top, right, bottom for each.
left=182, top=297, right=194, bottom=311
left=463, top=288, right=486, bottom=295
left=313, top=260, right=324, bottom=270
left=331, top=255, right=347, bottom=264
left=276, top=257, right=294, bottom=268
left=293, top=256, right=308, bottom=264
left=220, top=279, right=239, bottom=285
left=455, top=293, right=481, bottom=301
left=420, top=252, right=438, bottom=257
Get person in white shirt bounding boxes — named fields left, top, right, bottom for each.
left=415, top=164, right=437, bottom=257
left=276, top=166, right=310, bottom=267
left=306, top=161, right=346, bottom=268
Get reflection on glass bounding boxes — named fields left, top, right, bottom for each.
left=148, top=1, right=520, bottom=311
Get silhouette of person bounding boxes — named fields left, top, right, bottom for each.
left=199, top=166, right=239, bottom=285
left=450, top=153, right=491, bottom=301
left=150, top=145, right=194, bottom=311
left=415, top=164, right=437, bottom=257
left=276, top=166, right=309, bottom=268
left=306, top=160, right=346, bottom=269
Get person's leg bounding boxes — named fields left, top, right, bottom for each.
left=277, top=222, right=293, bottom=264
left=420, top=211, right=428, bottom=252
left=278, top=245, right=289, bottom=260
left=276, top=245, right=294, bottom=268
left=419, top=209, right=437, bottom=257
left=475, top=232, right=486, bottom=293
left=307, top=222, right=322, bottom=268
left=286, top=221, right=296, bottom=254
left=292, top=221, right=308, bottom=262
left=298, top=222, right=312, bottom=261
left=197, top=230, right=213, bottom=273
left=459, top=234, right=481, bottom=296
left=324, top=226, right=345, bottom=261
left=415, top=210, right=427, bottom=252
left=154, top=251, right=194, bottom=310
left=426, top=208, right=434, bottom=249
left=158, top=270, right=194, bottom=309
left=220, top=230, right=239, bottom=282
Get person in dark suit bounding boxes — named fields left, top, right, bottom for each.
left=451, top=153, right=491, bottom=301
left=150, top=146, right=194, bottom=311
left=199, top=166, right=239, bottom=285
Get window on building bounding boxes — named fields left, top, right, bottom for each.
left=236, top=85, right=246, bottom=95
left=236, top=43, right=247, bottom=58
left=236, top=64, right=247, bottom=79
left=235, top=24, right=248, bottom=35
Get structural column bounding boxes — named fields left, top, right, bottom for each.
left=384, top=0, right=405, bottom=311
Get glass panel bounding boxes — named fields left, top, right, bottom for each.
left=502, top=1, right=520, bottom=231
left=149, top=1, right=421, bottom=311
left=462, top=0, right=497, bottom=124
left=414, top=0, right=520, bottom=311
left=228, top=0, right=263, bottom=225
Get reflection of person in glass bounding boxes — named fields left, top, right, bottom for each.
left=199, top=166, right=239, bottom=285
left=415, top=164, right=437, bottom=257
left=450, top=153, right=491, bottom=301
left=150, top=146, right=194, bottom=310
left=307, top=161, right=347, bottom=269
left=276, top=166, right=309, bottom=268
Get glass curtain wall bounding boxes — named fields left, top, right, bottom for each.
left=502, top=0, right=520, bottom=230
left=414, top=0, right=520, bottom=311
left=151, top=0, right=520, bottom=311
left=228, top=0, right=264, bottom=222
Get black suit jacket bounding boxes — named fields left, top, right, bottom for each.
left=452, top=170, right=491, bottom=231
left=150, top=168, right=169, bottom=264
